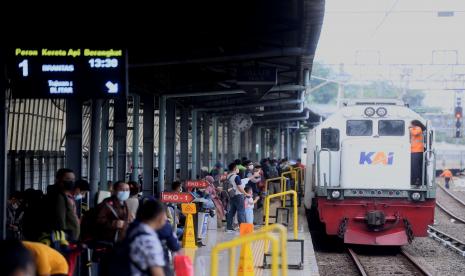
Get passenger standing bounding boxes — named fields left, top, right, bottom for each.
left=244, top=186, right=259, bottom=224
left=296, top=158, right=305, bottom=169
left=226, top=163, right=260, bottom=232
left=440, top=168, right=453, bottom=189
left=72, top=179, right=90, bottom=219
left=6, top=191, right=24, bottom=240
left=409, top=120, right=425, bottom=186
left=127, top=181, right=141, bottom=221
left=205, top=175, right=225, bottom=228
left=45, top=168, right=80, bottom=241
left=126, top=200, right=167, bottom=276
left=96, top=181, right=131, bottom=243
left=210, top=162, right=224, bottom=184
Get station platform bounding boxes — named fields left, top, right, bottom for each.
left=190, top=200, right=320, bottom=275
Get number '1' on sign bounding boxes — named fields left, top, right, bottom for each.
left=160, top=192, right=194, bottom=204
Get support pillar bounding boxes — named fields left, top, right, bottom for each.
left=212, top=116, right=218, bottom=168
left=202, top=113, right=210, bottom=169
left=227, top=121, right=233, bottom=163
left=65, top=100, right=82, bottom=176
left=89, top=99, right=102, bottom=207
left=191, top=110, right=198, bottom=179
left=165, top=99, right=176, bottom=184
left=180, top=108, right=189, bottom=181
left=0, top=72, right=7, bottom=239
left=100, top=101, right=109, bottom=188
left=157, top=96, right=167, bottom=194
left=113, top=97, right=128, bottom=182
left=142, top=95, right=155, bottom=195
left=131, top=95, right=140, bottom=182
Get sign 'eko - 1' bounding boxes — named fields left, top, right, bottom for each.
left=8, top=48, right=127, bottom=99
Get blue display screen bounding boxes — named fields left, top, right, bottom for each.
left=8, top=48, right=126, bottom=99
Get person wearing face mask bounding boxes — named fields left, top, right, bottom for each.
left=44, top=168, right=80, bottom=242
left=7, top=191, right=24, bottom=240
left=96, top=181, right=131, bottom=244
left=72, top=179, right=90, bottom=218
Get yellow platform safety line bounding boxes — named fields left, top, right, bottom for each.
left=210, top=232, right=281, bottom=276
left=281, top=171, right=297, bottom=207
left=264, top=190, right=299, bottom=240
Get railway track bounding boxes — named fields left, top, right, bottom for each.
left=438, top=184, right=465, bottom=207
left=347, top=247, right=432, bottom=276
left=428, top=225, right=465, bottom=257
left=435, top=201, right=465, bottom=224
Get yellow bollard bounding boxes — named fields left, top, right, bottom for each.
left=181, top=203, right=197, bottom=248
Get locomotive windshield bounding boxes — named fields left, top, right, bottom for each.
left=346, top=120, right=372, bottom=136
left=378, top=120, right=405, bottom=136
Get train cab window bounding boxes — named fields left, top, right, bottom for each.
left=346, top=120, right=372, bottom=136
left=378, top=120, right=405, bottom=136
left=321, top=128, right=340, bottom=151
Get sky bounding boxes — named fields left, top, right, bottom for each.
left=314, top=0, right=465, bottom=111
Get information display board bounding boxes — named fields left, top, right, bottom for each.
left=8, top=48, right=126, bottom=98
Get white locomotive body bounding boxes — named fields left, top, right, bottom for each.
left=305, top=99, right=436, bottom=245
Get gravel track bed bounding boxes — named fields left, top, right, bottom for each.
left=433, top=208, right=465, bottom=242
left=403, top=237, right=465, bottom=276
left=315, top=251, right=359, bottom=276
left=354, top=250, right=424, bottom=276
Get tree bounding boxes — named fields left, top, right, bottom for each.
left=308, top=63, right=338, bottom=104
left=402, top=89, right=425, bottom=108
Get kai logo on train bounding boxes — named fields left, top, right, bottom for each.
left=359, top=152, right=394, bottom=165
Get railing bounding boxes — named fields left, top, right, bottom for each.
left=256, top=224, right=289, bottom=276
left=292, top=166, right=304, bottom=191
left=281, top=170, right=297, bottom=207
left=317, top=148, right=332, bottom=188
left=264, top=190, right=299, bottom=240
left=264, top=176, right=286, bottom=194
left=210, top=231, right=281, bottom=276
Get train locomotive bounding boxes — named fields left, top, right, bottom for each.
left=304, top=99, right=436, bottom=245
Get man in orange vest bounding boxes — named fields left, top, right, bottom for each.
left=440, top=168, right=453, bottom=189
left=409, top=120, right=425, bottom=186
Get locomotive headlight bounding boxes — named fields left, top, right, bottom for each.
left=376, top=107, right=387, bottom=117
left=364, top=107, right=375, bottom=117
left=411, top=192, right=421, bottom=201
left=331, top=190, right=341, bottom=199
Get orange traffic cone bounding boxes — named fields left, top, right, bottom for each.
left=237, top=223, right=255, bottom=276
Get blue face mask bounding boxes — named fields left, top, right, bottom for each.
left=117, top=191, right=130, bottom=202
left=74, top=194, right=83, bottom=201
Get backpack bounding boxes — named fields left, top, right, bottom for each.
left=107, top=231, right=151, bottom=276
left=226, top=174, right=237, bottom=198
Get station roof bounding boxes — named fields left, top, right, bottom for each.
left=127, top=0, right=325, bottom=126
